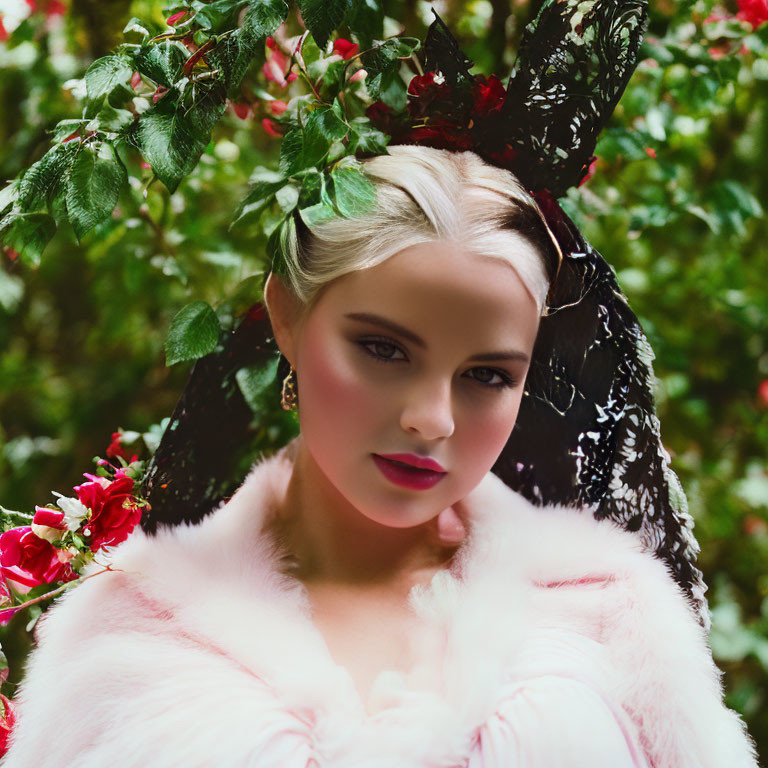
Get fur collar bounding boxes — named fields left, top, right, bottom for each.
left=24, top=438, right=749, bottom=767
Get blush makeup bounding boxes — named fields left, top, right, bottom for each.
left=371, top=454, right=447, bottom=490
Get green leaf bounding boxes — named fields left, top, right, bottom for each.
left=134, top=42, right=187, bottom=88
left=66, top=141, right=127, bottom=242
left=241, top=0, right=289, bottom=43
left=361, top=37, right=419, bottom=80
left=85, top=55, right=134, bottom=101
left=86, top=104, right=134, bottom=133
left=345, top=0, right=384, bottom=48
left=132, top=91, right=225, bottom=193
left=17, top=142, right=78, bottom=211
left=306, top=105, right=348, bottom=145
left=347, top=118, right=389, bottom=155
left=232, top=178, right=286, bottom=225
left=51, top=119, right=88, bottom=144
left=331, top=166, right=376, bottom=217
left=299, top=0, right=348, bottom=49
left=165, top=300, right=222, bottom=365
left=299, top=202, right=336, bottom=227
left=0, top=212, right=56, bottom=266
left=123, top=16, right=150, bottom=36
left=192, top=0, right=249, bottom=32
left=0, top=181, right=19, bottom=217
left=235, top=354, right=280, bottom=412
left=278, top=127, right=306, bottom=177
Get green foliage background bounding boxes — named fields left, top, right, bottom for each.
left=0, top=0, right=766, bottom=756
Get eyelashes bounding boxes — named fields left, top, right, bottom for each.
left=357, top=337, right=518, bottom=390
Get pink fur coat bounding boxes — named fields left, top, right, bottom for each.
left=4, top=440, right=760, bottom=767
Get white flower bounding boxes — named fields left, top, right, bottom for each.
left=52, top=492, right=90, bottom=531
left=433, top=72, right=446, bottom=85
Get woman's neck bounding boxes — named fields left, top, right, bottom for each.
left=271, top=437, right=458, bottom=592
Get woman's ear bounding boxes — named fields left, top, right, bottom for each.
left=263, top=272, right=304, bottom=365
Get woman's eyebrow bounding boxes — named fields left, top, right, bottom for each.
left=344, top=312, right=530, bottom=364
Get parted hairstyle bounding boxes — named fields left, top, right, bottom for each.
left=274, top=145, right=561, bottom=313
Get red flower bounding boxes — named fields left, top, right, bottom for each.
left=3, top=247, right=18, bottom=262
left=262, top=118, right=282, bottom=137
left=152, top=85, right=169, bottom=103
left=0, top=527, right=76, bottom=587
left=0, top=15, right=7, bottom=43
left=757, top=379, right=768, bottom=408
left=262, top=40, right=298, bottom=88
left=231, top=101, right=251, bottom=120
left=400, top=121, right=473, bottom=152
left=32, top=507, right=66, bottom=530
left=645, top=147, right=657, bottom=158
left=471, top=74, right=506, bottom=117
left=365, top=101, right=394, bottom=132
left=73, top=470, right=142, bottom=552
left=0, top=579, right=14, bottom=626
left=269, top=99, right=288, bottom=115
left=577, top=156, right=598, bottom=187
left=0, top=694, right=16, bottom=758
left=406, top=72, right=452, bottom=119
left=333, top=38, right=359, bottom=60
left=106, top=431, right=132, bottom=461
left=166, top=10, right=188, bottom=26
left=737, top=0, right=768, bottom=27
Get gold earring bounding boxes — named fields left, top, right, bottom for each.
left=281, top=366, right=298, bottom=411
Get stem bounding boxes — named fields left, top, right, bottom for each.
left=3, top=565, right=126, bottom=614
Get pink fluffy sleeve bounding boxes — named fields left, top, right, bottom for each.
left=467, top=675, right=650, bottom=768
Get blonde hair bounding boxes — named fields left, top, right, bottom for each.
left=277, top=145, right=558, bottom=313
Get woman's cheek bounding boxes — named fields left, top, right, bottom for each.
left=299, top=338, right=383, bottom=441
left=457, top=394, right=521, bottom=485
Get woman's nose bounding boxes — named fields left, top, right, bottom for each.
left=400, top=378, right=455, bottom=440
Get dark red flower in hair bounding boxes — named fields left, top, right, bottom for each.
left=407, top=73, right=452, bottom=119
left=400, top=121, right=473, bottom=152
left=365, top=101, right=395, bottom=133
left=471, top=74, right=506, bottom=117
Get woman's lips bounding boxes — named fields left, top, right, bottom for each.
left=372, top=454, right=447, bottom=490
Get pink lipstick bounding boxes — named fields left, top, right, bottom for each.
left=372, top=453, right=447, bottom=490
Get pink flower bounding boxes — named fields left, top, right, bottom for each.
left=152, top=85, right=169, bottom=103
left=0, top=527, right=77, bottom=587
left=269, top=99, right=288, bottom=115
left=262, top=118, right=282, bottom=137
left=231, top=101, right=252, bottom=120
left=737, top=0, right=768, bottom=27
left=131, top=71, right=142, bottom=90
left=32, top=507, right=66, bottom=529
left=332, top=38, right=359, bottom=60
left=262, top=38, right=298, bottom=87
left=74, top=470, right=142, bottom=552
left=0, top=579, right=14, bottom=626
left=0, top=694, right=16, bottom=759
left=0, top=15, right=7, bottom=42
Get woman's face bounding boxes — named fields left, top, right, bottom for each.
left=286, top=239, right=542, bottom=529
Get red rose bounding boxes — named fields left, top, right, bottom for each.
left=74, top=470, right=142, bottom=552
left=105, top=431, right=133, bottom=461
left=407, top=72, right=452, bottom=119
left=0, top=694, right=16, bottom=758
left=737, top=0, right=768, bottom=28
left=471, top=74, right=506, bottom=117
left=365, top=101, right=394, bottom=132
left=32, top=507, right=66, bottom=529
left=0, top=527, right=77, bottom=587
left=332, top=38, right=359, bottom=60
left=401, top=122, right=473, bottom=152
left=0, top=578, right=14, bottom=626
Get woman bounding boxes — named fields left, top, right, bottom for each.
left=3, top=146, right=759, bottom=766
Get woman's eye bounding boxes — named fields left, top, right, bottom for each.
left=359, top=339, right=406, bottom=362
left=468, top=367, right=515, bottom=389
